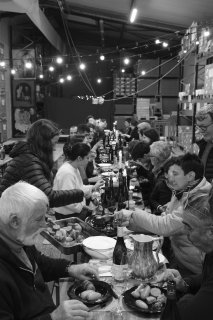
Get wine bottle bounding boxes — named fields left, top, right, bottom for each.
left=160, top=280, right=181, bottom=320
left=108, top=175, right=116, bottom=212
left=112, top=226, right=128, bottom=282
left=102, top=179, right=109, bottom=209
left=117, top=170, right=126, bottom=211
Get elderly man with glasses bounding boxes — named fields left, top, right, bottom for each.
left=196, top=104, right=213, bottom=181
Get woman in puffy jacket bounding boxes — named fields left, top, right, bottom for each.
left=0, top=119, right=83, bottom=207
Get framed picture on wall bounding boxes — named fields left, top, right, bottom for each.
left=13, top=80, right=35, bottom=107
left=12, top=107, right=37, bottom=137
left=12, top=49, right=36, bottom=79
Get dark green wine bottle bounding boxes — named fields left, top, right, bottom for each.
left=160, top=280, right=181, bottom=320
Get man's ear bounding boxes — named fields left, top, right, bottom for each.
left=187, top=171, right=195, bottom=181
left=9, top=214, right=21, bottom=230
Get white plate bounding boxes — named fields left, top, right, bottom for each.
left=83, top=236, right=116, bottom=250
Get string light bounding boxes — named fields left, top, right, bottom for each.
left=79, top=62, right=86, bottom=70
left=49, top=66, right=55, bottom=72
left=141, top=70, right=146, bottom=75
left=11, top=69, right=16, bottom=75
left=196, top=40, right=199, bottom=45
left=100, top=55, right=105, bottom=61
left=124, top=58, right=130, bottom=65
left=0, top=61, right=6, bottom=67
left=56, top=57, right=63, bottom=64
left=66, top=75, right=72, bottom=81
left=25, top=61, right=33, bottom=69
left=162, top=42, right=169, bottom=48
left=39, top=74, right=44, bottom=79
left=97, top=78, right=102, bottom=83
left=59, top=77, right=64, bottom=83
left=204, top=29, right=210, bottom=37
left=155, top=39, right=161, bottom=44
left=121, top=69, right=125, bottom=73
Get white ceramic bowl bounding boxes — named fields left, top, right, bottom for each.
left=82, top=236, right=116, bottom=260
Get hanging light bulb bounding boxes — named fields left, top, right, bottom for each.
left=121, top=68, right=125, bottom=73
left=49, top=65, right=55, bottom=72
left=141, top=70, right=146, bottom=76
left=183, top=50, right=187, bottom=54
left=11, top=69, right=16, bottom=75
left=162, top=42, right=168, bottom=48
left=204, top=29, right=210, bottom=37
left=100, top=54, right=105, bottom=61
left=59, top=77, right=64, bottom=83
left=66, top=75, right=72, bottom=81
left=79, top=63, right=86, bottom=70
left=155, top=39, right=161, bottom=44
left=25, top=61, right=33, bottom=69
left=39, top=74, right=44, bottom=79
left=97, top=78, right=102, bottom=83
left=0, top=61, right=6, bottom=67
left=56, top=56, right=63, bottom=64
left=124, top=57, right=130, bottom=65
left=196, top=40, right=199, bottom=45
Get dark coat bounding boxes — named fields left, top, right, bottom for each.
left=178, top=251, right=213, bottom=320
left=149, top=178, right=173, bottom=215
left=0, top=237, right=69, bottom=320
left=198, top=139, right=213, bottom=182
left=0, top=141, right=83, bottom=207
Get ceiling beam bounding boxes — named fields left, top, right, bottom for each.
left=0, top=0, right=65, bottom=52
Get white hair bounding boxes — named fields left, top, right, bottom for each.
left=0, top=182, right=49, bottom=224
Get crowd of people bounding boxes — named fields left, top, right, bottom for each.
left=1, top=105, right=213, bottom=319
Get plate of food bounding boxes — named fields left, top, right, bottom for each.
left=67, top=280, right=112, bottom=307
left=123, top=283, right=166, bottom=314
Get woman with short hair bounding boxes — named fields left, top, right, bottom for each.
left=53, top=142, right=103, bottom=220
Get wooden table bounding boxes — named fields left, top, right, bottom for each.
left=59, top=277, right=160, bottom=320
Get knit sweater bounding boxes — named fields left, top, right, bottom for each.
left=0, top=141, right=83, bottom=208
left=0, top=237, right=70, bottom=320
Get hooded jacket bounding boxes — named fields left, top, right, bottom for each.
left=130, top=177, right=212, bottom=275
left=0, top=237, right=69, bottom=320
left=0, top=141, right=83, bottom=208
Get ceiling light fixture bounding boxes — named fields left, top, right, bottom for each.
left=100, top=54, right=105, bottom=61
left=162, top=42, right=168, bottom=48
left=121, top=69, right=125, bottom=73
left=49, top=66, right=55, bottom=72
left=79, top=63, right=86, bottom=70
left=124, top=57, right=130, bottom=65
left=141, top=70, right=146, bottom=76
left=0, top=61, right=6, bottom=67
left=56, top=57, right=63, bottom=64
left=155, top=39, right=161, bottom=44
left=97, top=78, right=102, bottom=83
left=130, top=8, right=138, bottom=23
left=25, top=61, right=33, bottom=69
left=66, top=75, right=72, bottom=81
left=39, top=74, right=44, bottom=79
left=11, top=69, right=16, bottom=75
left=59, top=78, right=64, bottom=83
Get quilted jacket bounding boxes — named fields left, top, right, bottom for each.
left=0, top=141, right=83, bottom=207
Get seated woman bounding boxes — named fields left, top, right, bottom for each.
left=149, top=141, right=172, bottom=181
left=53, top=142, right=103, bottom=221
left=130, top=142, right=154, bottom=206
left=139, top=128, right=159, bottom=145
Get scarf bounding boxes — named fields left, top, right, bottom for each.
left=172, top=178, right=202, bottom=201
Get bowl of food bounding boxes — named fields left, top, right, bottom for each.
left=67, top=280, right=112, bottom=307
left=82, top=236, right=116, bottom=260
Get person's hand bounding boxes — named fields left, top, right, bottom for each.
left=88, top=176, right=100, bottom=183
left=68, top=263, right=99, bottom=281
left=114, top=209, right=133, bottom=227
left=94, top=179, right=105, bottom=190
left=164, top=269, right=186, bottom=292
left=51, top=300, right=89, bottom=320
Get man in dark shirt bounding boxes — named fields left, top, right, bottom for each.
left=164, top=194, right=213, bottom=320
left=0, top=182, right=98, bottom=320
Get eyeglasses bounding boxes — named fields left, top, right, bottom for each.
left=196, top=123, right=213, bottom=132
